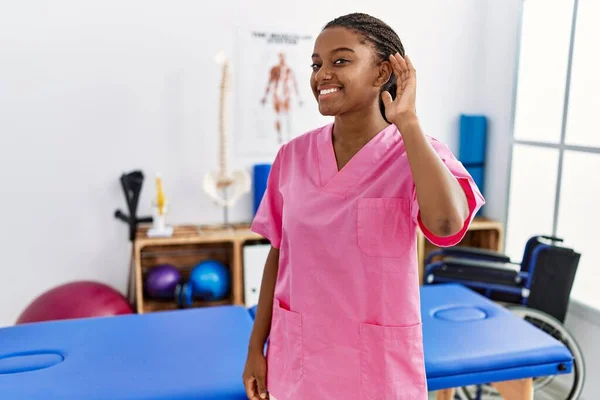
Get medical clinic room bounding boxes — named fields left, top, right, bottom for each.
left=1, top=0, right=598, bottom=399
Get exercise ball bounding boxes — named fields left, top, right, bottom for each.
left=145, top=264, right=182, bottom=298
left=189, top=260, right=230, bottom=301
left=16, top=281, right=133, bottom=325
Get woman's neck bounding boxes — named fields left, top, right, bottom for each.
left=332, top=105, right=390, bottom=151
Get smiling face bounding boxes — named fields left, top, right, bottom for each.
left=310, top=27, right=390, bottom=117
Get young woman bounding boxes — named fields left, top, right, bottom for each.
left=243, top=12, right=485, bottom=400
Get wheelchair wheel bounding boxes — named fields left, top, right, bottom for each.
left=456, top=306, right=585, bottom=400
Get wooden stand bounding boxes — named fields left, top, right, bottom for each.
left=417, top=217, right=504, bottom=284
left=129, top=224, right=265, bottom=314
left=436, top=378, right=533, bottom=400
left=129, top=217, right=504, bottom=313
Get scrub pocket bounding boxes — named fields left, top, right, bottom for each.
left=267, top=299, right=304, bottom=385
left=359, top=322, right=427, bottom=399
left=357, top=197, right=410, bottom=259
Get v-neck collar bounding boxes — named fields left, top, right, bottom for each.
left=316, top=123, right=400, bottom=195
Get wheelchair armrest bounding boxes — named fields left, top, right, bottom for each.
left=424, top=246, right=512, bottom=265
left=443, top=257, right=520, bottom=275
left=425, top=258, right=523, bottom=287
left=518, top=271, right=530, bottom=281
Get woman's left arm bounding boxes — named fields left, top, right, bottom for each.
left=382, top=53, right=469, bottom=237
left=396, top=114, right=469, bottom=237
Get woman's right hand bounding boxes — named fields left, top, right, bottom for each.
left=243, top=247, right=280, bottom=399
left=243, top=347, right=269, bottom=399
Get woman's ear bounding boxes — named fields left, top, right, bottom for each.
left=375, top=60, right=393, bottom=87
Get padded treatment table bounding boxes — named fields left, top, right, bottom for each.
left=422, top=284, right=573, bottom=399
left=0, top=284, right=573, bottom=399
left=0, top=305, right=253, bottom=400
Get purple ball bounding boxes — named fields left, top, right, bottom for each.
left=145, top=265, right=182, bottom=298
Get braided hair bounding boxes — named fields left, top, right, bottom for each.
left=323, top=13, right=405, bottom=123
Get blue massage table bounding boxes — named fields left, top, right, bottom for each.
left=0, top=284, right=572, bottom=399
left=0, top=306, right=253, bottom=400
left=422, top=284, right=572, bottom=399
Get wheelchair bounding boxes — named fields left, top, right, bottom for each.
left=423, top=235, right=585, bottom=400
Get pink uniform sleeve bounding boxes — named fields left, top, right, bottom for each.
left=410, top=139, right=485, bottom=248
left=251, top=146, right=285, bottom=249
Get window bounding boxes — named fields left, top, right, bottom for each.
left=506, top=0, right=600, bottom=310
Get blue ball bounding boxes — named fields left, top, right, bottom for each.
left=189, top=260, right=230, bottom=301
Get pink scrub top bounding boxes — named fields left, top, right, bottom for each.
left=251, top=122, right=485, bottom=399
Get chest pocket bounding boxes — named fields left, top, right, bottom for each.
left=357, top=198, right=411, bottom=259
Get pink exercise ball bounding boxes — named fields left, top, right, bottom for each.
left=16, top=281, right=134, bottom=324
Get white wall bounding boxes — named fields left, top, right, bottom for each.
left=0, top=0, right=519, bottom=326
left=475, top=0, right=523, bottom=225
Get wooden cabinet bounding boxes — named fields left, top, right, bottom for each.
left=129, top=218, right=504, bottom=313
left=129, top=224, right=265, bottom=314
